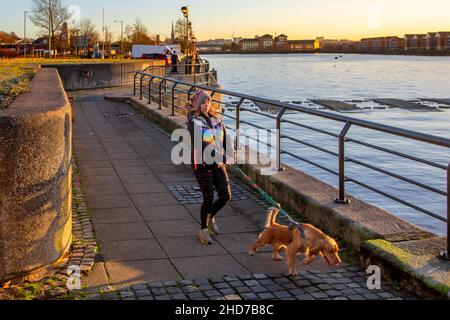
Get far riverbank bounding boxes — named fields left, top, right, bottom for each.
left=200, top=50, right=450, bottom=57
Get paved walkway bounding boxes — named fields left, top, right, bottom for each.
left=71, top=92, right=415, bottom=300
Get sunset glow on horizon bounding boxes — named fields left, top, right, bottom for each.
left=1, top=0, right=449, bottom=41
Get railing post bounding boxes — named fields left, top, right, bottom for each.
left=276, top=107, right=287, bottom=172
left=148, top=76, right=154, bottom=104
left=235, top=98, right=244, bottom=151
left=139, top=74, right=144, bottom=100
left=133, top=72, right=138, bottom=96
left=447, top=163, right=450, bottom=259
left=158, top=79, right=166, bottom=110
left=171, top=82, right=178, bottom=116
left=187, top=87, right=195, bottom=105
left=442, top=163, right=450, bottom=260
left=336, top=122, right=352, bottom=204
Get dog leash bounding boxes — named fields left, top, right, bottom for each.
left=232, top=166, right=306, bottom=238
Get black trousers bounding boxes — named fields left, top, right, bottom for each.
left=193, top=163, right=232, bottom=229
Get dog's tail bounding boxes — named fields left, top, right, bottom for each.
left=265, top=207, right=281, bottom=228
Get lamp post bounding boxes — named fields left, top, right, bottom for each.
left=24, top=11, right=30, bottom=58
left=102, top=7, right=105, bottom=59
left=48, top=0, right=52, bottom=58
left=114, top=20, right=123, bottom=54
left=181, top=6, right=189, bottom=56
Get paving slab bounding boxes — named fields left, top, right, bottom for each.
left=94, top=223, right=154, bottom=242
left=81, top=262, right=110, bottom=289
left=158, top=236, right=229, bottom=258
left=83, top=183, right=128, bottom=197
left=139, top=205, right=193, bottom=222
left=99, top=239, right=166, bottom=261
left=123, top=182, right=169, bottom=194
left=105, top=260, right=182, bottom=287
left=213, top=215, right=261, bottom=234
left=148, top=218, right=200, bottom=238
left=115, top=166, right=155, bottom=176
left=120, top=174, right=160, bottom=184
left=86, top=194, right=135, bottom=209
left=92, top=207, right=144, bottom=224
left=131, top=193, right=180, bottom=208
left=215, top=233, right=272, bottom=254
left=171, top=256, right=250, bottom=279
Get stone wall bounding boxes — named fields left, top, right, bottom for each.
left=41, top=61, right=166, bottom=91
left=0, top=68, right=72, bottom=281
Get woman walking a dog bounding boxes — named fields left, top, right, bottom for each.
left=187, top=90, right=233, bottom=245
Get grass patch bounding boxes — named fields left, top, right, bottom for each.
left=0, top=74, right=34, bottom=109
left=0, top=59, right=36, bottom=109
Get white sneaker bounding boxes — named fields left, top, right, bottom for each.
left=197, top=228, right=213, bottom=245
left=207, top=216, right=219, bottom=235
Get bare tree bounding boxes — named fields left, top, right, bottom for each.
left=174, top=18, right=187, bottom=44
left=174, top=18, right=194, bottom=52
left=80, top=19, right=99, bottom=46
left=104, top=25, right=113, bottom=50
left=127, top=18, right=154, bottom=45
left=29, top=0, right=71, bottom=56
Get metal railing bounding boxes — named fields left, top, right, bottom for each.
left=133, top=70, right=450, bottom=259
left=142, top=59, right=211, bottom=76
left=134, top=62, right=216, bottom=96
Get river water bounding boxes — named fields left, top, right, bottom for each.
left=203, top=53, right=450, bottom=235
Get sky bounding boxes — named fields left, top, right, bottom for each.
left=1, top=0, right=450, bottom=41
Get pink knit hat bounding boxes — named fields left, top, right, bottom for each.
left=191, top=90, right=211, bottom=112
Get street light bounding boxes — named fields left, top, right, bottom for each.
left=181, top=6, right=189, bottom=56
left=114, top=20, right=124, bottom=54
left=49, top=0, right=52, bottom=58
left=24, top=11, right=30, bottom=58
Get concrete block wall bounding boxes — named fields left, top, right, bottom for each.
left=0, top=68, right=72, bottom=281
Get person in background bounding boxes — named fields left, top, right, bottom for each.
left=171, top=52, right=178, bottom=73
left=185, top=54, right=192, bottom=74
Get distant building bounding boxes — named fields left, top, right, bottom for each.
left=425, top=32, right=437, bottom=50
left=416, top=34, right=427, bottom=50
left=436, top=32, right=450, bottom=50
left=258, top=34, right=273, bottom=51
left=403, top=34, right=415, bottom=50
left=287, top=39, right=318, bottom=52
left=239, top=38, right=259, bottom=51
left=274, top=34, right=288, bottom=51
left=386, top=36, right=403, bottom=51
left=61, top=22, right=71, bottom=52
left=338, top=40, right=359, bottom=51
left=317, top=38, right=339, bottom=50
left=404, top=34, right=427, bottom=50
left=232, top=37, right=243, bottom=44
left=360, top=38, right=371, bottom=51
left=196, top=38, right=229, bottom=46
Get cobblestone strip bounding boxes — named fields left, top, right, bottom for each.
left=70, top=269, right=415, bottom=301
left=66, top=159, right=98, bottom=274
